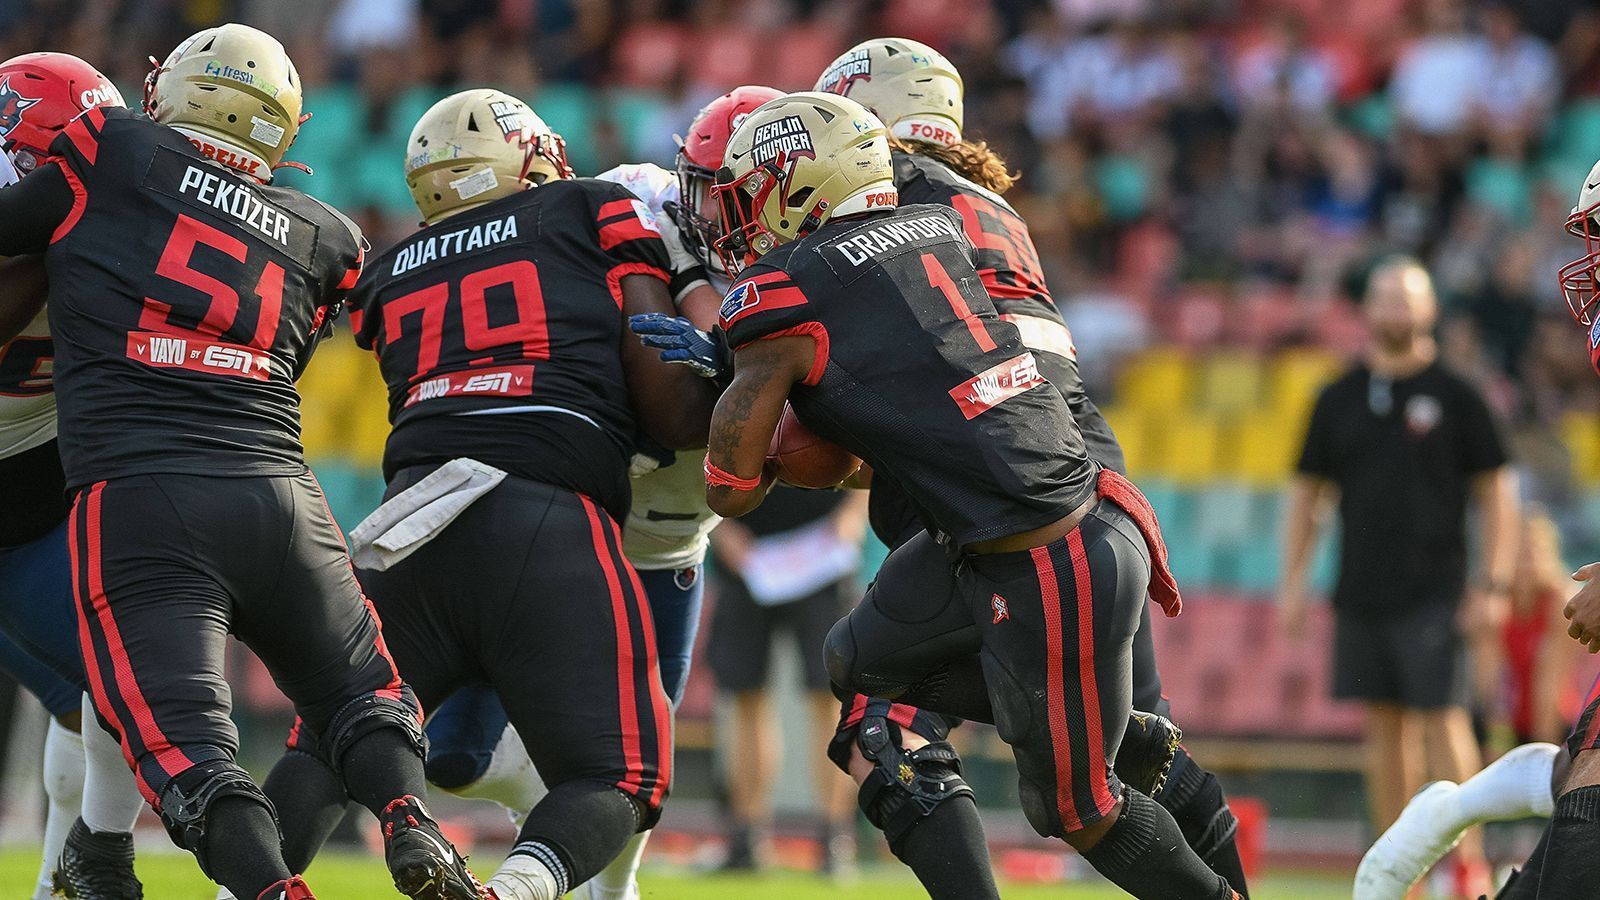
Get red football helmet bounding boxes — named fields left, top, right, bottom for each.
left=0, top=53, right=123, bottom=175
left=1559, top=159, right=1600, bottom=372
left=675, top=85, right=782, bottom=268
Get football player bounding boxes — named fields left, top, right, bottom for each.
left=0, top=25, right=478, bottom=900
left=260, top=88, right=717, bottom=900
left=409, top=85, right=776, bottom=900
left=0, top=51, right=153, bottom=900
left=809, top=38, right=1251, bottom=898
left=697, top=91, right=1240, bottom=899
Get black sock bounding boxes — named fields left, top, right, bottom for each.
left=338, top=726, right=430, bottom=819
left=263, top=749, right=352, bottom=873
left=1536, top=785, right=1600, bottom=897
left=887, top=794, right=1001, bottom=900
left=1159, top=750, right=1249, bottom=898
left=515, top=781, right=641, bottom=888
left=1080, top=789, right=1235, bottom=900
left=203, top=796, right=293, bottom=899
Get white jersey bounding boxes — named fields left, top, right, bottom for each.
left=0, top=151, right=55, bottom=461
left=597, top=162, right=721, bottom=570
left=0, top=307, right=56, bottom=459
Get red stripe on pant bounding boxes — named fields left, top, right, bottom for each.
left=580, top=495, right=647, bottom=799
left=604, top=512, right=674, bottom=809
left=72, top=481, right=196, bottom=804
left=1066, top=530, right=1115, bottom=817
left=1031, top=544, right=1081, bottom=831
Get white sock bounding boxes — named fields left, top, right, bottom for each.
left=79, top=694, right=145, bottom=834
left=487, top=848, right=567, bottom=900
left=36, top=718, right=85, bottom=900
left=578, top=830, right=649, bottom=899
left=1455, top=742, right=1561, bottom=823
left=439, top=724, right=547, bottom=826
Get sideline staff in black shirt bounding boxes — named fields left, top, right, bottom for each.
left=1278, top=258, right=1516, bottom=878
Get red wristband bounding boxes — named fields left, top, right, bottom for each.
left=705, top=458, right=762, bottom=491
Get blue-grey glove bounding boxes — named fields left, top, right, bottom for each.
left=630, top=313, right=730, bottom=380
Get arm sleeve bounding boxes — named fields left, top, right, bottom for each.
left=587, top=180, right=672, bottom=277
left=0, top=163, right=75, bottom=256
left=1295, top=387, right=1338, bottom=478
left=1457, top=382, right=1510, bottom=474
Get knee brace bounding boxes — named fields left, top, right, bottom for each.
left=325, top=690, right=425, bottom=774
left=1159, top=754, right=1238, bottom=865
left=855, top=712, right=974, bottom=854
left=158, top=761, right=276, bottom=879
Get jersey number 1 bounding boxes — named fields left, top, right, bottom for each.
left=921, top=252, right=996, bottom=352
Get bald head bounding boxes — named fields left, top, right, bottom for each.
left=1364, top=259, right=1438, bottom=353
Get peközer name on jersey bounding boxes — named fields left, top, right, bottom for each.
left=831, top=213, right=960, bottom=266
left=391, top=214, right=520, bottom=276
left=177, top=164, right=292, bottom=245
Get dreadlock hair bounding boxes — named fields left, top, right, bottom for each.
left=889, top=136, right=1017, bottom=194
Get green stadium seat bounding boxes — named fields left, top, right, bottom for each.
left=533, top=83, right=599, bottom=175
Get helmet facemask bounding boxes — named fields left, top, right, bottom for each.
left=674, top=150, right=724, bottom=270
left=712, top=161, right=785, bottom=276
left=1560, top=200, right=1600, bottom=327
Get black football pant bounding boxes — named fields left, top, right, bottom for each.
left=826, top=500, right=1148, bottom=837
left=69, top=473, right=415, bottom=807
left=359, top=468, right=673, bottom=815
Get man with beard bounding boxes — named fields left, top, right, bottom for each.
left=1278, top=257, right=1515, bottom=897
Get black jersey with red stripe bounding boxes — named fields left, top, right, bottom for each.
left=891, top=150, right=1122, bottom=471
left=348, top=179, right=672, bottom=517
left=28, top=107, right=363, bottom=489
left=720, top=203, right=1098, bottom=550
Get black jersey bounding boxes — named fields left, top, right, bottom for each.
left=0, top=107, right=363, bottom=489
left=892, top=150, right=1122, bottom=470
left=349, top=179, right=672, bottom=518
left=720, top=203, right=1098, bottom=550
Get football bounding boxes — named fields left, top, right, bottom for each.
left=766, top=403, right=860, bottom=488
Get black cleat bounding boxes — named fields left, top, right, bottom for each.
left=379, top=796, right=484, bottom=900
left=1115, top=711, right=1183, bottom=798
left=52, top=817, right=143, bottom=900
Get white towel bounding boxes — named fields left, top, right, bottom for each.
left=349, top=458, right=507, bottom=571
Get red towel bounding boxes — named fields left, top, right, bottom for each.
left=1096, top=469, right=1182, bottom=618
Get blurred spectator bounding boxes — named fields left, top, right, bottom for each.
left=1473, top=3, right=1559, bottom=144
left=1233, top=13, right=1337, bottom=116
left=706, top=488, right=866, bottom=875
left=1492, top=509, right=1582, bottom=747
left=1390, top=0, right=1482, bottom=137
left=1279, top=259, right=1514, bottom=896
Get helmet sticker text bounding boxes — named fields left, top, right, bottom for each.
left=820, top=49, right=872, bottom=95
left=750, top=115, right=814, bottom=166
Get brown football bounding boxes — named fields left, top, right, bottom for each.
left=766, top=403, right=860, bottom=489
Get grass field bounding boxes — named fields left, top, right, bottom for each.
left=0, top=848, right=1353, bottom=898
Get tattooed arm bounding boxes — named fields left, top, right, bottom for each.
left=705, top=334, right=814, bottom=517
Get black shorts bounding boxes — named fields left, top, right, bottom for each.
left=356, top=469, right=672, bottom=824
left=707, top=573, right=854, bottom=693
left=828, top=499, right=1150, bottom=837
left=1332, top=603, right=1468, bottom=709
left=70, top=473, right=412, bottom=806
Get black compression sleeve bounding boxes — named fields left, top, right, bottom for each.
left=0, top=162, right=74, bottom=256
